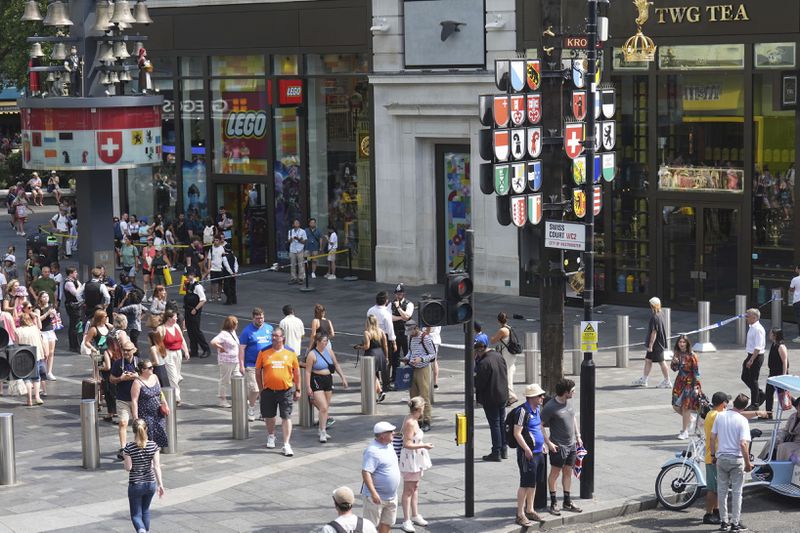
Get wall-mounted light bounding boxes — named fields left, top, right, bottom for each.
left=370, top=17, right=390, bottom=34
left=485, top=13, right=505, bottom=31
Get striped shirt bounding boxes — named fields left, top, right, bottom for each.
left=124, top=441, right=159, bottom=484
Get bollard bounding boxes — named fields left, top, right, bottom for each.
left=0, top=413, right=16, bottom=485
left=343, top=248, right=359, bottom=281
left=361, top=354, right=376, bottom=415
left=298, top=367, right=314, bottom=427
left=300, top=260, right=314, bottom=293
left=662, top=308, right=672, bottom=361
left=736, top=295, right=747, bottom=346
left=693, top=301, right=716, bottom=352
left=80, top=399, right=100, bottom=470
left=428, top=364, right=435, bottom=406
left=525, top=331, right=539, bottom=384
left=771, top=288, right=783, bottom=331
left=163, top=387, right=178, bottom=454
left=231, top=375, right=249, bottom=440
left=572, top=324, right=581, bottom=376
left=616, top=315, right=629, bottom=368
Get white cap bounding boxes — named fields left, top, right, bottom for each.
left=373, top=421, right=396, bottom=434
left=649, top=297, right=661, bottom=307
left=4, top=254, right=15, bottom=263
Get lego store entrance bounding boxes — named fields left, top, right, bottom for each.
left=214, top=183, right=270, bottom=266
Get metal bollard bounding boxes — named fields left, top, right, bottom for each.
left=231, top=375, right=249, bottom=440
left=663, top=307, right=671, bottom=343
left=361, top=354, right=376, bottom=415
left=693, top=301, right=716, bottom=352
left=771, top=288, right=783, bottom=331
left=80, top=399, right=99, bottom=470
left=0, top=413, right=16, bottom=485
left=736, top=295, right=747, bottom=346
left=616, top=315, right=629, bottom=368
left=163, top=387, right=178, bottom=454
left=428, top=364, right=435, bottom=406
left=525, top=331, right=539, bottom=384
left=572, top=324, right=581, bottom=375
left=298, top=367, right=315, bottom=427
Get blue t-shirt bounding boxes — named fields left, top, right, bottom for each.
left=517, top=402, right=544, bottom=453
left=111, top=356, right=139, bottom=402
left=239, top=322, right=273, bottom=368
left=305, top=226, right=321, bottom=252
left=361, top=440, right=401, bottom=500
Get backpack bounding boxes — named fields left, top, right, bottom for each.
left=502, top=325, right=523, bottom=355
left=327, top=518, right=363, bottom=533
left=505, top=405, right=532, bottom=449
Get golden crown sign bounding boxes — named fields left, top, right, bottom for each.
left=623, top=0, right=657, bottom=62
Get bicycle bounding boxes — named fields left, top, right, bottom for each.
left=655, top=428, right=707, bottom=510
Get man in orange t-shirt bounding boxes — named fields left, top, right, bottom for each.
left=256, top=326, right=301, bottom=457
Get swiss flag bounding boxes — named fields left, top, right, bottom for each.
left=97, top=131, right=123, bottom=164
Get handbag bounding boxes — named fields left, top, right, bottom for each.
left=159, top=391, right=171, bottom=417
left=178, top=274, right=187, bottom=295
left=163, top=267, right=173, bottom=286
left=394, top=365, right=413, bottom=391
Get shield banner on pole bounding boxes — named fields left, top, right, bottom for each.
left=510, top=60, right=526, bottom=92
left=564, top=122, right=584, bottom=159
left=494, top=164, right=510, bottom=195
left=526, top=93, right=542, bottom=124
left=493, top=130, right=510, bottom=161
left=527, top=160, right=542, bottom=192
left=572, top=59, right=586, bottom=89
left=527, top=126, right=542, bottom=159
left=510, top=95, right=525, bottom=126
left=593, top=89, right=601, bottom=120
left=593, top=185, right=602, bottom=216
left=527, top=193, right=542, bottom=225
left=572, top=155, right=586, bottom=185
left=511, top=195, right=527, bottom=227
left=511, top=162, right=527, bottom=194
left=602, top=151, right=616, bottom=181
left=510, top=129, right=526, bottom=160
left=493, top=95, right=509, bottom=128
left=495, top=59, right=510, bottom=91
left=592, top=154, right=602, bottom=184
left=572, top=90, right=587, bottom=121
left=601, top=120, right=616, bottom=151
left=526, top=59, right=541, bottom=91
left=601, top=88, right=616, bottom=119
left=573, top=188, right=586, bottom=218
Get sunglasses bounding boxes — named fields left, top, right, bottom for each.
left=141, top=366, right=153, bottom=370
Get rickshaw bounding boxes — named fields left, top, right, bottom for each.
left=655, top=374, right=800, bottom=510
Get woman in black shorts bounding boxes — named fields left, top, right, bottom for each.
left=304, top=332, right=348, bottom=444
left=363, top=314, right=389, bottom=403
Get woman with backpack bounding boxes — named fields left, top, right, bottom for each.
left=490, top=312, right=519, bottom=405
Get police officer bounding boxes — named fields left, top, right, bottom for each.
left=183, top=268, right=210, bottom=358
left=389, top=283, right=414, bottom=388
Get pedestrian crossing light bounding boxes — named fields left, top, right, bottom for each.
left=419, top=297, right=448, bottom=327
left=446, top=272, right=473, bottom=325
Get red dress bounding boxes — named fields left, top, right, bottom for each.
left=671, top=351, right=702, bottom=410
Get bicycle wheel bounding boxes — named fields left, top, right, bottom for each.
left=655, top=462, right=702, bottom=511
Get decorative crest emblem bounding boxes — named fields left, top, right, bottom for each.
left=572, top=90, right=587, bottom=121
left=526, top=59, right=541, bottom=91
left=511, top=195, right=527, bottom=227
left=493, top=95, right=509, bottom=128
left=494, top=164, right=510, bottom=195
left=564, top=122, right=584, bottom=160
left=510, top=60, right=526, bottom=92
left=493, top=130, right=510, bottom=161
left=527, top=193, right=543, bottom=225
left=510, top=95, right=525, bottom=126
left=526, top=93, right=542, bottom=124
left=511, top=163, right=527, bottom=194
left=527, top=126, right=542, bottom=159
left=573, top=188, right=586, bottom=218
left=527, top=160, right=542, bottom=192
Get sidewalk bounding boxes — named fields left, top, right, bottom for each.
left=0, top=207, right=791, bottom=532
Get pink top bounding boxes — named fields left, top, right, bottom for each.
left=211, top=330, right=239, bottom=364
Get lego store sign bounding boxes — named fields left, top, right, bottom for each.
left=654, top=4, right=749, bottom=24
left=278, top=79, right=303, bottom=105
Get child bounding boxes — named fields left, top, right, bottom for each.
left=325, top=225, right=338, bottom=279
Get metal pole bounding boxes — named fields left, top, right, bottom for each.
left=299, top=259, right=314, bottom=292
left=580, top=0, right=599, bottom=500
left=231, top=375, right=249, bottom=440
left=299, top=367, right=315, bottom=426
left=361, top=356, right=376, bottom=415
left=736, top=294, right=747, bottom=346
left=464, top=229, right=475, bottom=517
left=429, top=364, right=435, bottom=406
left=616, top=315, right=629, bottom=368
left=771, top=288, right=783, bottom=331
left=572, top=324, right=582, bottom=375
left=525, top=331, right=539, bottom=383
left=163, top=387, right=177, bottom=454
left=80, top=399, right=99, bottom=470
left=343, top=248, right=358, bottom=281
left=693, top=301, right=716, bottom=352
left=0, top=413, right=16, bottom=485
left=663, top=307, right=671, bottom=343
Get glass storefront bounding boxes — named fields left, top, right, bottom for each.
left=273, top=107, right=303, bottom=262
left=180, top=77, right=209, bottom=220
left=210, top=78, right=270, bottom=175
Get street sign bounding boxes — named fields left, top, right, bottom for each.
left=544, top=221, right=586, bottom=251
left=580, top=321, right=599, bottom=352
left=563, top=36, right=604, bottom=49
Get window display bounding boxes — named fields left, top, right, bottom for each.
left=180, top=78, right=208, bottom=219
left=210, top=78, right=269, bottom=175
left=274, top=107, right=302, bottom=262
left=211, top=55, right=265, bottom=77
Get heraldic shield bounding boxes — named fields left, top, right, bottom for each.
left=527, top=93, right=541, bottom=124
left=511, top=162, right=526, bottom=194
left=527, top=193, right=542, bottom=225
left=493, top=95, right=509, bottom=128
left=494, top=164, right=510, bottom=195
left=510, top=60, right=526, bottom=92
left=564, top=122, right=584, bottom=159
left=527, top=126, right=542, bottom=159
left=510, top=94, right=525, bottom=126
left=511, top=195, right=527, bottom=227
left=493, top=130, right=510, bottom=161
left=572, top=90, right=587, bottom=121
left=573, top=188, right=586, bottom=218
left=526, top=59, right=541, bottom=91
left=527, top=160, right=542, bottom=192
left=593, top=185, right=602, bottom=216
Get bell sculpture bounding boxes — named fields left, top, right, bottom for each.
left=51, top=42, right=68, bottom=61
left=133, top=1, right=153, bottom=25
left=133, top=41, right=144, bottom=56
left=29, top=42, right=45, bottom=58
left=119, top=70, right=132, bottom=82
left=100, top=72, right=112, bottom=85
left=113, top=41, right=130, bottom=59
left=46, top=72, right=56, bottom=83
left=20, top=0, right=43, bottom=22
left=43, top=1, right=74, bottom=27
left=93, top=0, right=114, bottom=32
left=109, top=71, right=120, bottom=84
left=96, top=42, right=115, bottom=63
left=110, top=0, right=136, bottom=26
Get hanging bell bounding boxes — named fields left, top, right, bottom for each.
left=43, top=1, right=74, bottom=27
left=113, top=41, right=130, bottom=59
left=133, top=0, right=153, bottom=25
left=51, top=42, right=68, bottom=61
left=21, top=0, right=43, bottom=21
left=110, top=0, right=136, bottom=25
left=133, top=41, right=144, bottom=56
left=46, top=72, right=56, bottom=83
left=97, top=42, right=115, bottom=63
left=101, top=72, right=112, bottom=85
left=109, top=71, right=120, bottom=84
left=30, top=42, right=45, bottom=58
left=93, top=0, right=113, bottom=32
left=119, top=70, right=132, bottom=82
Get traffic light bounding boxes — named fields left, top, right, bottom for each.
left=446, top=272, right=473, bottom=325
left=419, top=297, right=448, bottom=327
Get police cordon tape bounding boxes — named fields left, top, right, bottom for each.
left=439, top=296, right=781, bottom=352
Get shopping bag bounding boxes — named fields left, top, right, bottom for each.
left=394, top=365, right=413, bottom=391
left=163, top=267, right=173, bottom=286
left=178, top=275, right=187, bottom=295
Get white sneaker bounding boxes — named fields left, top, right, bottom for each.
left=247, top=405, right=256, bottom=422
left=411, top=515, right=429, bottom=526
left=266, top=434, right=276, bottom=449
left=401, top=520, right=416, bottom=533
left=282, top=443, right=294, bottom=456
left=328, top=274, right=336, bottom=279
left=656, top=379, right=672, bottom=389
left=46, top=373, right=56, bottom=381
left=218, top=400, right=231, bottom=408
left=793, top=336, right=800, bottom=343
left=311, top=272, right=316, bottom=278
left=319, top=429, right=327, bottom=443
left=677, top=430, right=689, bottom=440
left=631, top=376, right=648, bottom=387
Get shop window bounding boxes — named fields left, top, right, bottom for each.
left=149, top=55, right=176, bottom=78
left=274, top=55, right=299, bottom=75
left=611, top=48, right=648, bottom=71
left=180, top=78, right=208, bottom=219
left=274, top=107, right=302, bottom=262
left=658, top=44, right=744, bottom=71
left=752, top=73, right=796, bottom=304
left=210, top=79, right=269, bottom=175
left=306, top=54, right=369, bottom=75
left=307, top=77, right=372, bottom=270
left=211, top=55, right=265, bottom=77
left=754, top=43, right=796, bottom=70
left=180, top=56, right=204, bottom=77
left=657, top=72, right=744, bottom=193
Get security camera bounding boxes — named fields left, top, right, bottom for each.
left=485, top=13, right=505, bottom=30
left=370, top=17, right=390, bottom=34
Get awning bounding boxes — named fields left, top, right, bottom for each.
left=0, top=101, right=19, bottom=115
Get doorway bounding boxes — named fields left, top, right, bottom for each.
left=435, top=145, right=471, bottom=282
left=660, top=203, right=740, bottom=311
left=215, top=183, right=270, bottom=265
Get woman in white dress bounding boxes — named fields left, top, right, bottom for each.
left=398, top=396, right=433, bottom=533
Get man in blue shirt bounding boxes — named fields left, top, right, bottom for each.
left=512, top=383, right=556, bottom=527
left=361, top=421, right=401, bottom=533
left=304, top=217, right=322, bottom=279
left=238, top=307, right=273, bottom=421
